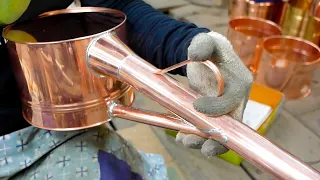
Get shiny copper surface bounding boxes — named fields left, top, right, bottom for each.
left=87, top=31, right=320, bottom=180
left=227, top=17, right=281, bottom=73
left=3, top=7, right=132, bottom=130
left=255, top=36, right=320, bottom=99
left=110, top=102, right=210, bottom=138
left=155, top=59, right=224, bottom=97
left=313, top=1, right=320, bottom=18
left=277, top=2, right=320, bottom=47
left=279, top=3, right=308, bottom=36
left=289, top=0, right=312, bottom=11
left=229, top=0, right=275, bottom=20
left=300, top=0, right=320, bottom=66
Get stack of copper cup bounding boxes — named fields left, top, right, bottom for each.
left=228, top=0, right=320, bottom=99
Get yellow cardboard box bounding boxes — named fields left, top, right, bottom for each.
left=165, top=83, right=285, bottom=166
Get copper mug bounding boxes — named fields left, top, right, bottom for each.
left=3, top=7, right=320, bottom=179
left=227, top=17, right=281, bottom=73
left=310, top=0, right=320, bottom=18
left=254, top=36, right=320, bottom=99
left=229, top=0, right=276, bottom=20
left=277, top=1, right=320, bottom=47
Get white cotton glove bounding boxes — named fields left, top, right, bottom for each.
left=175, top=31, right=253, bottom=156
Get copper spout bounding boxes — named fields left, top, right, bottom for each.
left=109, top=101, right=210, bottom=138
left=87, top=33, right=320, bottom=180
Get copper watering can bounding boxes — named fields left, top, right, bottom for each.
left=3, top=7, right=320, bottom=180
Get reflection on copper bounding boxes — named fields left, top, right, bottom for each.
left=227, top=17, right=281, bottom=73
left=279, top=3, right=309, bottom=36
left=276, top=1, right=320, bottom=47
left=255, top=36, right=320, bottom=99
left=229, top=0, right=275, bottom=20
left=314, top=1, right=320, bottom=18
left=3, top=7, right=320, bottom=179
left=289, top=0, right=312, bottom=11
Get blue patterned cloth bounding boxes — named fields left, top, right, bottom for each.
left=0, top=124, right=168, bottom=180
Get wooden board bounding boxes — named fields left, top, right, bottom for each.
left=144, top=0, right=189, bottom=11
left=169, top=5, right=212, bottom=19
left=185, top=0, right=228, bottom=6
left=182, top=14, right=229, bottom=35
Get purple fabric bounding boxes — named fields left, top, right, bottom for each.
left=98, top=150, right=143, bottom=180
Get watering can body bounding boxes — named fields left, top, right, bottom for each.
left=3, top=8, right=134, bottom=130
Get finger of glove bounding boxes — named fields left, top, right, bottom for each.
left=229, top=99, right=247, bottom=121
left=207, top=31, right=233, bottom=50
left=182, top=134, right=206, bottom=149
left=207, top=32, right=253, bottom=84
left=175, top=131, right=187, bottom=143
left=194, top=96, right=240, bottom=116
left=188, top=33, right=216, bottom=61
left=193, top=75, right=246, bottom=116
left=201, top=139, right=229, bottom=156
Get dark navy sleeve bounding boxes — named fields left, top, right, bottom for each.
left=80, top=0, right=210, bottom=75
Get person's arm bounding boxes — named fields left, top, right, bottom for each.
left=80, top=0, right=210, bottom=75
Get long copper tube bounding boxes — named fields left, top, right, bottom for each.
left=87, top=33, right=320, bottom=180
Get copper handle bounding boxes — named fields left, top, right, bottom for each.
left=155, top=59, right=224, bottom=97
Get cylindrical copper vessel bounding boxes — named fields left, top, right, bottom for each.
left=229, top=0, right=275, bottom=20
left=310, top=0, right=320, bottom=18
left=276, top=1, right=320, bottom=46
left=3, top=7, right=320, bottom=180
left=227, top=17, right=281, bottom=73
left=3, top=8, right=134, bottom=130
left=289, top=0, right=313, bottom=11
left=255, top=36, right=320, bottom=99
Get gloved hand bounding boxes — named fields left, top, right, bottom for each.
left=175, top=31, right=253, bottom=156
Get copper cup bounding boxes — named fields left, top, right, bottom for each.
left=227, top=17, right=281, bottom=73
left=289, top=0, right=312, bottom=11
left=310, top=0, right=320, bottom=67
left=278, top=2, right=309, bottom=37
left=311, top=0, right=320, bottom=18
left=255, top=36, right=320, bottom=99
left=306, top=0, right=320, bottom=46
left=229, top=0, right=275, bottom=20
left=277, top=1, right=320, bottom=47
